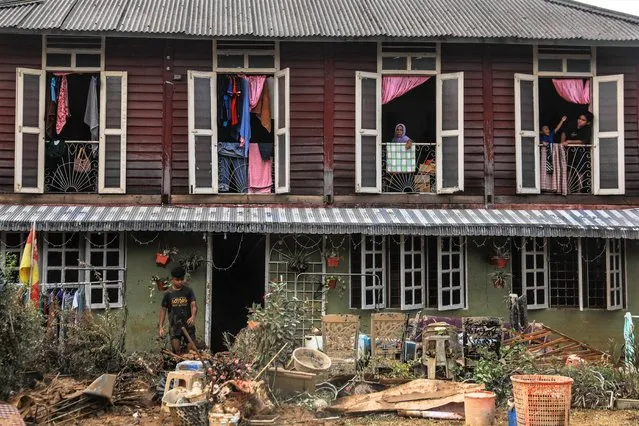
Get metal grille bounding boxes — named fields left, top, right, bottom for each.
left=268, top=235, right=324, bottom=343
left=548, top=239, right=579, bottom=308
left=382, top=143, right=436, bottom=193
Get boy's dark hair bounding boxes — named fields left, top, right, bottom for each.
left=171, top=266, right=186, bottom=280
left=582, top=111, right=593, bottom=123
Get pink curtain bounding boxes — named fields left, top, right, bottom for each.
left=382, top=76, right=430, bottom=104
left=248, top=75, right=266, bottom=110
left=552, top=79, right=591, bottom=106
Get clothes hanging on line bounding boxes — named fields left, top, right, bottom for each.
left=56, top=75, right=70, bottom=134
left=248, top=142, right=272, bottom=193
left=84, top=76, right=99, bottom=141
left=251, top=79, right=272, bottom=133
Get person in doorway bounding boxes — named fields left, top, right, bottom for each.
left=561, top=112, right=592, bottom=145
left=159, top=266, right=197, bottom=354
left=392, top=123, right=413, bottom=150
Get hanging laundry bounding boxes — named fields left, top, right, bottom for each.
left=238, top=77, right=251, bottom=156
left=45, top=77, right=58, bottom=139
left=56, top=75, right=70, bottom=134
left=248, top=75, right=266, bottom=110
left=248, top=142, right=272, bottom=193
left=84, top=76, right=99, bottom=141
left=252, top=79, right=272, bottom=133
left=219, top=75, right=232, bottom=127
left=229, top=76, right=240, bottom=127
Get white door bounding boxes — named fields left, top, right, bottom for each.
left=436, top=72, right=464, bottom=193
left=355, top=71, right=381, bottom=193
left=514, top=74, right=540, bottom=193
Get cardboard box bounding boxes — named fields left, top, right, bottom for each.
left=414, top=174, right=431, bottom=193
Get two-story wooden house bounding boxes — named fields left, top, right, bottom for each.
left=1, top=0, right=639, bottom=352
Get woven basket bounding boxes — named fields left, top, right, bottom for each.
left=292, top=347, right=332, bottom=373
left=167, top=399, right=209, bottom=426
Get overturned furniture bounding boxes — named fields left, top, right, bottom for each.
left=322, top=314, right=360, bottom=375
left=504, top=323, right=608, bottom=364
left=370, top=312, right=408, bottom=360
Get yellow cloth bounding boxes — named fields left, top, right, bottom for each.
left=19, top=227, right=40, bottom=305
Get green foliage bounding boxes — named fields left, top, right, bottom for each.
left=0, top=254, right=45, bottom=400
left=246, top=281, right=305, bottom=369
left=467, top=344, right=538, bottom=406
left=42, top=308, right=127, bottom=377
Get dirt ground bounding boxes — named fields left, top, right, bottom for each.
left=79, top=404, right=639, bottom=425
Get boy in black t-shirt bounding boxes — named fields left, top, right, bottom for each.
left=561, top=112, right=592, bottom=145
left=159, top=266, right=197, bottom=354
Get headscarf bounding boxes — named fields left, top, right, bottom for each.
left=392, top=123, right=410, bottom=143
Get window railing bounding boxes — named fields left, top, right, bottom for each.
left=539, top=143, right=592, bottom=195
left=382, top=142, right=436, bottom=193
left=44, top=141, right=98, bottom=193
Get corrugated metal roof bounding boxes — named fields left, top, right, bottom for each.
left=1, top=205, right=639, bottom=239
left=0, top=0, right=638, bottom=42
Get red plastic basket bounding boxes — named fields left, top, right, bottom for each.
left=511, top=374, right=573, bottom=426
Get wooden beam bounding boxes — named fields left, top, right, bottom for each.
left=0, top=194, right=162, bottom=205
left=161, top=41, right=174, bottom=203
left=323, top=43, right=334, bottom=202
left=482, top=44, right=494, bottom=206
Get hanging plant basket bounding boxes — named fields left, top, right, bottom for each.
left=155, top=278, right=170, bottom=291
left=493, top=278, right=505, bottom=289
left=327, top=256, right=341, bottom=268
left=326, top=278, right=337, bottom=289
left=156, top=252, right=170, bottom=266
left=491, top=256, right=508, bottom=269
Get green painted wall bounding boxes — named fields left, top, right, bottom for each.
left=124, top=232, right=207, bottom=353
left=323, top=237, right=639, bottom=351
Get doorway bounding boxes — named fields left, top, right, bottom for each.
left=210, top=233, right=265, bottom=352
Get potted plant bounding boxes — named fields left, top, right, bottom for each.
left=326, top=249, right=342, bottom=268
left=178, top=251, right=205, bottom=278
left=151, top=274, right=171, bottom=291
left=156, top=247, right=178, bottom=267
left=489, top=270, right=512, bottom=289
left=491, top=246, right=510, bottom=269
left=324, top=275, right=338, bottom=289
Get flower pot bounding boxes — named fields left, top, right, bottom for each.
left=156, top=280, right=170, bottom=291
left=327, top=256, right=340, bottom=268
left=492, top=256, right=508, bottom=269
left=326, top=279, right=337, bottom=289
left=493, top=278, right=505, bottom=289
left=156, top=252, right=170, bottom=266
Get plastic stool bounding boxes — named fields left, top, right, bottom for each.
left=163, top=371, right=204, bottom=396
left=161, top=371, right=204, bottom=414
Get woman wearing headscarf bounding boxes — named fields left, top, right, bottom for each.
left=392, top=123, right=413, bottom=150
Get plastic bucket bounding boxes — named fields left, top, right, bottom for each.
left=464, top=391, right=496, bottom=426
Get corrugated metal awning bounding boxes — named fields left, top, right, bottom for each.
left=1, top=205, right=639, bottom=239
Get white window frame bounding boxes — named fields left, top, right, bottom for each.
left=14, top=68, right=45, bottom=193
left=187, top=71, right=217, bottom=194
left=98, top=71, right=128, bottom=193
left=213, top=41, right=279, bottom=73
left=592, top=74, right=625, bottom=195
left=42, top=232, right=125, bottom=310
left=606, top=239, right=623, bottom=311
left=400, top=235, right=425, bottom=310
left=274, top=68, right=291, bottom=193
left=437, top=236, right=465, bottom=310
left=377, top=42, right=440, bottom=75
left=521, top=237, right=548, bottom=309
left=514, top=73, right=540, bottom=194
left=42, top=35, right=105, bottom=72
left=361, top=235, right=386, bottom=309
left=436, top=72, right=465, bottom=193
left=85, top=232, right=125, bottom=309
left=533, top=46, right=596, bottom=77
left=355, top=71, right=382, bottom=193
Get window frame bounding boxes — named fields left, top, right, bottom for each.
left=514, top=73, right=541, bottom=194
left=533, top=46, right=596, bottom=78
left=85, top=232, right=125, bottom=310
left=42, top=232, right=125, bottom=310
left=437, top=236, right=466, bottom=311
left=187, top=41, right=289, bottom=195
left=377, top=42, right=441, bottom=75
left=521, top=237, right=548, bottom=309
left=360, top=235, right=386, bottom=310
left=15, top=37, right=127, bottom=194
left=436, top=71, right=465, bottom=193
left=400, top=235, right=426, bottom=310
left=355, top=71, right=382, bottom=193
left=517, top=237, right=625, bottom=311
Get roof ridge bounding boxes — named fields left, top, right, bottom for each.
left=544, top=0, right=639, bottom=24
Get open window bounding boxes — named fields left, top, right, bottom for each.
left=437, top=236, right=465, bottom=310
left=355, top=71, right=464, bottom=194
left=14, top=36, right=127, bottom=194
left=514, top=74, right=540, bottom=193
left=187, top=42, right=289, bottom=194
left=513, top=237, right=625, bottom=311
